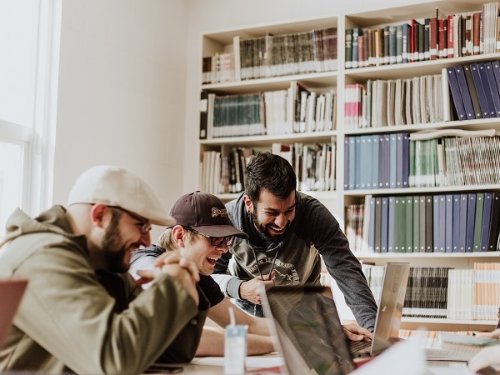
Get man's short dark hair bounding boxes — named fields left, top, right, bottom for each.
left=245, top=152, right=297, bottom=202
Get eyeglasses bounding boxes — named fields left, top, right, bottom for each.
left=187, top=228, right=234, bottom=247
left=108, top=206, right=152, bottom=234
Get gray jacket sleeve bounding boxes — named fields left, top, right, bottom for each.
left=300, top=197, right=377, bottom=330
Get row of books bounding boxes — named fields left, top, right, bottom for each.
left=344, top=132, right=500, bottom=190
left=346, top=192, right=500, bottom=254
left=344, top=60, right=500, bottom=130
left=345, top=2, right=500, bottom=69
left=202, top=27, right=337, bottom=84
left=200, top=148, right=252, bottom=195
left=200, top=143, right=336, bottom=194
left=447, top=62, right=500, bottom=121
left=363, top=263, right=500, bottom=321
left=199, top=84, right=337, bottom=139
left=344, top=74, right=445, bottom=129
left=272, top=142, right=336, bottom=192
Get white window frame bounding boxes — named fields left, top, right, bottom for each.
left=0, top=0, right=61, bottom=222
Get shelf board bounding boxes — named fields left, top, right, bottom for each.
left=200, top=131, right=337, bottom=146
left=343, top=118, right=500, bottom=135
left=201, top=71, right=337, bottom=94
left=217, top=190, right=338, bottom=201
left=303, top=191, right=338, bottom=200
left=400, top=317, right=497, bottom=331
left=343, top=184, right=500, bottom=196
left=355, top=252, right=500, bottom=259
left=203, top=16, right=337, bottom=45
left=402, top=317, right=497, bottom=325
left=344, top=53, right=500, bottom=80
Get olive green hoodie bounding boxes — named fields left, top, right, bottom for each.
left=0, top=205, right=206, bottom=374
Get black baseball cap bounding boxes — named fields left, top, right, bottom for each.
left=169, top=191, right=248, bottom=239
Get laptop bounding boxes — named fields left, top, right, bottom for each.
left=350, top=262, right=410, bottom=356
left=261, top=284, right=356, bottom=375
left=0, top=279, right=28, bottom=346
left=260, top=263, right=410, bottom=374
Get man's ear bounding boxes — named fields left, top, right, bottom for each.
left=243, top=194, right=254, bottom=214
left=171, top=225, right=185, bottom=247
left=89, top=204, right=108, bottom=228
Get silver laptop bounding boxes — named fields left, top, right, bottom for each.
left=0, top=279, right=28, bottom=347
left=261, top=284, right=356, bottom=375
left=351, top=262, right=410, bottom=356
left=261, top=262, right=410, bottom=375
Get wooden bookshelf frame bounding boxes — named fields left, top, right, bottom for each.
left=197, top=0, right=500, bottom=330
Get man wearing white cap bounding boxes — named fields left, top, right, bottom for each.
left=0, top=165, right=204, bottom=374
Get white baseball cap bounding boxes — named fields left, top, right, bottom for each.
left=67, top=165, right=175, bottom=226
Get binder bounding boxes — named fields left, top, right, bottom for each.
left=482, top=62, right=500, bottom=117
left=454, top=66, right=475, bottom=119
left=445, top=194, right=453, bottom=253
left=465, top=193, right=476, bottom=252
left=477, top=63, right=497, bottom=117
left=480, top=192, right=493, bottom=251
left=458, top=193, right=468, bottom=252
left=462, top=64, right=483, bottom=118
left=381, top=197, right=389, bottom=252
left=470, top=63, right=493, bottom=118
left=446, top=67, right=467, bottom=120
left=488, top=192, right=500, bottom=251
left=388, top=197, right=395, bottom=252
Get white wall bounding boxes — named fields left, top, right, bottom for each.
left=52, top=0, right=435, bottom=219
left=54, top=0, right=188, bottom=219
left=182, top=0, right=435, bottom=190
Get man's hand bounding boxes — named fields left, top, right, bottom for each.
left=137, top=251, right=200, bottom=305
left=239, top=276, right=274, bottom=304
left=473, top=328, right=500, bottom=339
left=342, top=322, right=373, bottom=342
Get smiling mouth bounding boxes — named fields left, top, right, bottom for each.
left=206, top=256, right=219, bottom=265
left=269, top=226, right=286, bottom=233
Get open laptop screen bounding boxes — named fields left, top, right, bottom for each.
left=262, top=285, right=355, bottom=375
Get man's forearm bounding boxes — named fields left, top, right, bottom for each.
left=211, top=274, right=243, bottom=299
left=195, top=326, right=274, bottom=356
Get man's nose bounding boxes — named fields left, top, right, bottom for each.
left=275, top=213, right=287, bottom=228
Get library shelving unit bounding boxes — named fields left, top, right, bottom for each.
left=199, top=16, right=340, bottom=214
left=197, top=0, right=500, bottom=331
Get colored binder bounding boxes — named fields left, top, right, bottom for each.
left=447, top=66, right=467, bottom=120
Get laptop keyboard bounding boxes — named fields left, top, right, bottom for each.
left=350, top=340, right=371, bottom=353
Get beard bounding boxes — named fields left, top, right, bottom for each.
left=250, top=206, right=289, bottom=241
left=101, top=211, right=132, bottom=273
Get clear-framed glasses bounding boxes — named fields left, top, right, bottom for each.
left=108, top=206, right=152, bottom=234
left=187, top=228, right=234, bottom=247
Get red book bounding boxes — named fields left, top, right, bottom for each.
left=410, top=19, right=416, bottom=62
left=473, top=12, right=481, bottom=55
left=447, top=14, right=454, bottom=58
left=358, top=34, right=365, bottom=67
left=438, top=18, right=447, bottom=58
left=429, top=17, right=438, bottom=59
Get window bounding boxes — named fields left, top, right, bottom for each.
left=0, top=0, right=61, bottom=229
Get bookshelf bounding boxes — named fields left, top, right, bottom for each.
left=197, top=0, right=500, bottom=331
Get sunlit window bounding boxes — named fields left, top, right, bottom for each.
left=0, top=0, right=60, bottom=230
left=0, top=143, right=24, bottom=228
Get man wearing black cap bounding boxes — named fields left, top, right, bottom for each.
left=130, top=191, right=275, bottom=357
